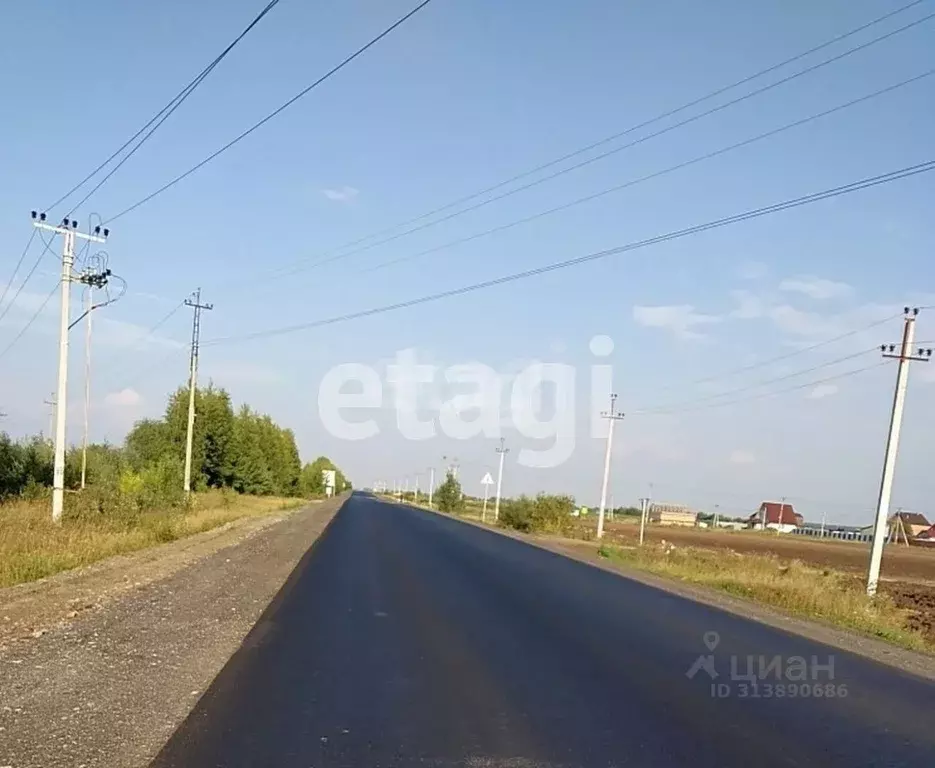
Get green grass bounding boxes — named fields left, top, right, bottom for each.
left=596, top=542, right=933, bottom=653
left=0, top=491, right=304, bottom=589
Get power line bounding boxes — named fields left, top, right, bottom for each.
left=634, top=348, right=878, bottom=414
left=636, top=361, right=890, bottom=416
left=0, top=234, right=58, bottom=328
left=360, top=69, right=934, bottom=276
left=105, top=0, right=437, bottom=224
left=202, top=159, right=935, bottom=346
left=48, top=0, right=284, bottom=215
left=0, top=282, right=59, bottom=361
left=246, top=2, right=934, bottom=283
left=0, top=229, right=37, bottom=311
left=93, top=300, right=187, bottom=381
left=685, top=313, right=903, bottom=387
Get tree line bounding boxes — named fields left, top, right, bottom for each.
left=0, top=385, right=350, bottom=502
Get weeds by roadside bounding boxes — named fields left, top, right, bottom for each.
left=596, top=541, right=933, bottom=653
left=0, top=491, right=304, bottom=589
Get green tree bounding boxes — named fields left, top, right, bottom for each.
left=435, top=471, right=463, bottom=513
left=125, top=419, right=172, bottom=470
left=229, top=406, right=274, bottom=495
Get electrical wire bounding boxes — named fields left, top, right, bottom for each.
left=686, top=313, right=904, bottom=387
left=359, top=69, right=934, bottom=276
left=634, top=361, right=890, bottom=416
left=105, top=0, right=437, bottom=224
left=247, top=2, right=935, bottom=283
left=0, top=234, right=58, bottom=327
left=48, top=0, right=284, bottom=215
left=0, top=282, right=59, bottom=361
left=0, top=229, right=37, bottom=311
left=92, top=299, right=187, bottom=379
left=634, top=348, right=878, bottom=414
left=202, top=159, right=935, bottom=347
left=108, top=344, right=189, bottom=393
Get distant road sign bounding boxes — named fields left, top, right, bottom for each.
left=481, top=472, right=494, bottom=485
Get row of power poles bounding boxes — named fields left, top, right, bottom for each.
left=589, top=308, right=931, bottom=599
left=33, top=210, right=213, bottom=521
left=387, top=438, right=511, bottom=522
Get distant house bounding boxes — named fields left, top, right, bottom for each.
left=916, top=524, right=935, bottom=544
left=747, top=501, right=803, bottom=533
left=650, top=503, right=697, bottom=527
left=888, top=511, right=931, bottom=539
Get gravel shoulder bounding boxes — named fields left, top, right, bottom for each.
left=0, top=495, right=347, bottom=768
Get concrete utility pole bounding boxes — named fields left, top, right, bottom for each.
left=639, top=496, right=649, bottom=546
left=494, top=438, right=509, bottom=522
left=427, top=467, right=435, bottom=508
left=32, top=212, right=107, bottom=522
left=867, top=308, right=930, bottom=597
left=183, top=288, right=213, bottom=495
left=596, top=393, right=625, bottom=540
left=44, top=393, right=56, bottom=444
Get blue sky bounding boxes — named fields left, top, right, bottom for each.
left=1, top=0, right=933, bottom=525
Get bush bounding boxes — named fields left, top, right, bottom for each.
left=499, top=493, right=575, bottom=533
left=435, top=472, right=463, bottom=513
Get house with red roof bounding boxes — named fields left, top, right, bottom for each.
left=746, top=501, right=804, bottom=533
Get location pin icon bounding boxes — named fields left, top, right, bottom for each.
left=703, top=631, right=720, bottom=651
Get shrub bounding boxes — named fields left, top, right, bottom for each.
left=499, top=493, right=575, bottom=533
left=435, top=472, right=463, bottom=513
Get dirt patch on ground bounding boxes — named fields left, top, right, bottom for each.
left=884, top=581, right=935, bottom=647
left=585, top=519, right=935, bottom=581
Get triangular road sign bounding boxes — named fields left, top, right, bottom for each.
left=481, top=472, right=494, bottom=485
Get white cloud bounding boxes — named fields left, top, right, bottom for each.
left=321, top=186, right=359, bottom=202
left=779, top=276, right=853, bottom=300
left=632, top=304, right=720, bottom=340
left=806, top=384, right=839, bottom=400
left=729, top=450, right=756, bottom=465
left=105, top=388, right=142, bottom=407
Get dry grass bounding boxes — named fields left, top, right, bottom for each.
left=0, top=491, right=304, bottom=589
left=597, top=542, right=934, bottom=653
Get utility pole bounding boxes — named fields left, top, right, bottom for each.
left=596, top=393, right=625, bottom=539
left=74, top=256, right=112, bottom=490
left=80, top=283, right=92, bottom=489
left=494, top=438, right=509, bottom=521
left=867, top=308, right=930, bottom=597
left=32, top=212, right=107, bottom=522
left=427, top=467, right=435, bottom=508
left=414, top=473, right=420, bottom=502
left=639, top=496, right=649, bottom=546
left=183, top=288, right=213, bottom=495
left=44, top=393, right=56, bottom=443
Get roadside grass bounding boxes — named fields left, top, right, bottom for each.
left=0, top=491, right=304, bottom=589
left=596, top=542, right=933, bottom=653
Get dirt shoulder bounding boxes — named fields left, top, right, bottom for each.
left=0, top=494, right=347, bottom=768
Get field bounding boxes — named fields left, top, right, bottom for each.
left=591, top=518, right=935, bottom=580
left=581, top=517, right=935, bottom=648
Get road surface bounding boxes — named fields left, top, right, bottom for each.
left=152, top=493, right=935, bottom=767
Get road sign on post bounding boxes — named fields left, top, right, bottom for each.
left=481, top=472, right=494, bottom=522
left=323, top=469, right=336, bottom=497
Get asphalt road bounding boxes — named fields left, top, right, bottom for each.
left=152, top=494, right=935, bottom=767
